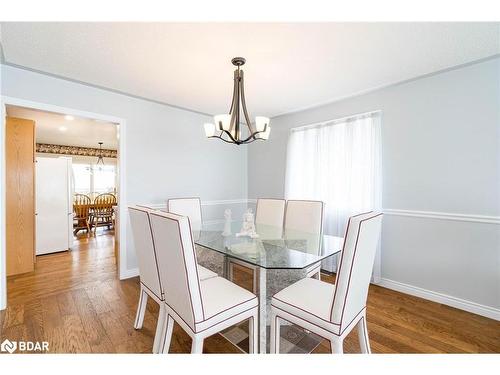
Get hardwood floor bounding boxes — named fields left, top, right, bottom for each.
left=1, top=231, right=499, bottom=353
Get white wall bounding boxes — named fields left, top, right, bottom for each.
left=248, top=57, right=500, bottom=319
left=1, top=64, right=248, bottom=275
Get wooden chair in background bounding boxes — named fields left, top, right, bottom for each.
left=91, top=193, right=117, bottom=235
left=73, top=193, right=92, bottom=236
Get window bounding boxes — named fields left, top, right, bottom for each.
left=285, top=111, right=382, bottom=273
left=93, top=165, right=116, bottom=194
left=72, top=164, right=92, bottom=195
left=72, top=162, right=116, bottom=197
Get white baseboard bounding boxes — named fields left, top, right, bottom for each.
left=120, top=267, right=139, bottom=280
left=378, top=278, right=500, bottom=321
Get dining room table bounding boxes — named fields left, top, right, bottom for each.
left=183, top=218, right=344, bottom=353
left=73, top=202, right=117, bottom=234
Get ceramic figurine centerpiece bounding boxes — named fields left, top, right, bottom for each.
left=236, top=208, right=259, bottom=238
left=222, top=208, right=232, bottom=236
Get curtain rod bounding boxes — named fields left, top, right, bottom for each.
left=290, top=110, right=381, bottom=133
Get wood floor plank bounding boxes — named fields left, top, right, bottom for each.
left=57, top=291, right=78, bottom=317
left=22, top=298, right=45, bottom=346
left=61, top=314, right=92, bottom=353
left=1, top=303, right=24, bottom=329
left=40, top=295, right=66, bottom=353
left=85, top=282, right=113, bottom=315
left=71, top=288, right=115, bottom=353
left=115, top=311, right=155, bottom=353
left=97, top=309, right=139, bottom=353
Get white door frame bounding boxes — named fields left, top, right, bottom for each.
left=0, top=96, right=128, bottom=310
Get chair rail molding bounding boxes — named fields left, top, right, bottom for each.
left=383, top=208, right=500, bottom=224
left=142, top=201, right=500, bottom=224
left=140, top=199, right=251, bottom=210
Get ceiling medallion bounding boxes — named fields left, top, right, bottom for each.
left=204, top=57, right=270, bottom=145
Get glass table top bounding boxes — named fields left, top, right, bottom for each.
left=191, top=220, right=344, bottom=270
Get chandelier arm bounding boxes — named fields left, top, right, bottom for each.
left=238, top=70, right=254, bottom=133
left=228, top=70, right=239, bottom=135
left=243, top=136, right=266, bottom=144
left=228, top=69, right=238, bottom=115
left=239, top=132, right=261, bottom=144
left=208, top=135, right=237, bottom=144
left=239, top=136, right=265, bottom=145
left=234, top=70, right=241, bottom=141
left=239, top=124, right=268, bottom=143
left=220, top=129, right=239, bottom=143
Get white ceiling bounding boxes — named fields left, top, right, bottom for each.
left=1, top=22, right=499, bottom=118
left=6, top=105, right=118, bottom=149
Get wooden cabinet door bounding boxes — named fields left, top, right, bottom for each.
left=6, top=117, right=35, bottom=276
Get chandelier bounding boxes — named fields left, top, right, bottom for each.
left=96, top=142, right=105, bottom=165
left=204, top=57, right=270, bottom=145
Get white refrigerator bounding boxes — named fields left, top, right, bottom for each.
left=36, top=157, right=73, bottom=255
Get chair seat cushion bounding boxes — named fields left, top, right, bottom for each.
left=271, top=277, right=340, bottom=334
left=197, top=265, right=218, bottom=281
left=195, top=276, right=257, bottom=332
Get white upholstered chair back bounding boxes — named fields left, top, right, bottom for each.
left=330, top=212, right=383, bottom=329
left=284, top=200, right=324, bottom=253
left=255, top=198, right=286, bottom=239
left=284, top=200, right=324, bottom=234
left=128, top=206, right=163, bottom=299
left=256, top=198, right=286, bottom=227
left=149, top=211, right=204, bottom=331
left=167, top=198, right=202, bottom=231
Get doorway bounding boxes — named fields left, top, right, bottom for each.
left=0, top=97, right=127, bottom=310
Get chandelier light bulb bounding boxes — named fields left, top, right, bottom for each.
left=214, top=114, right=232, bottom=131
left=204, top=123, right=216, bottom=137
left=255, top=116, right=270, bottom=132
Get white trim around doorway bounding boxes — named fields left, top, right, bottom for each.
left=0, top=96, right=128, bottom=310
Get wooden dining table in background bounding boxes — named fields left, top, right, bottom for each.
left=73, top=201, right=117, bottom=235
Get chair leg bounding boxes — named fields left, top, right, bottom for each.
left=191, top=336, right=204, bottom=354
left=133, top=288, right=148, bottom=329
left=248, top=312, right=258, bottom=354
left=357, top=313, right=371, bottom=354
left=252, top=269, right=257, bottom=294
left=161, top=314, right=175, bottom=354
left=270, top=312, right=280, bottom=354
left=330, top=337, right=343, bottom=354
left=152, top=304, right=166, bottom=354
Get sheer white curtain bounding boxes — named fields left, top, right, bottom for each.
left=285, top=112, right=382, bottom=277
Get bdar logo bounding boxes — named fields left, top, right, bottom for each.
left=1, top=339, right=17, bottom=353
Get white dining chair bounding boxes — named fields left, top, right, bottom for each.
left=128, top=206, right=217, bottom=353
left=129, top=206, right=166, bottom=354
left=229, top=198, right=286, bottom=293
left=149, top=210, right=259, bottom=354
left=284, top=200, right=324, bottom=279
left=256, top=198, right=286, bottom=229
left=270, top=211, right=383, bottom=354
left=167, top=197, right=202, bottom=231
